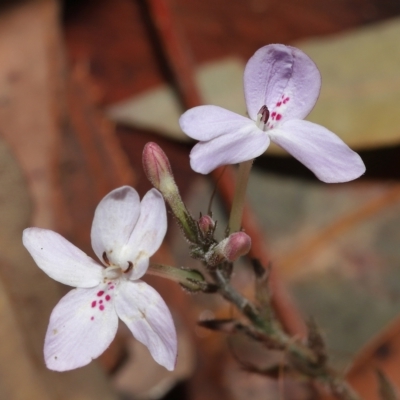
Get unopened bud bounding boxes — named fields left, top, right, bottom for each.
left=142, top=142, right=199, bottom=244
left=198, top=215, right=215, bottom=236
left=224, top=232, right=252, bottom=261
left=205, top=232, right=251, bottom=267
left=142, top=142, right=178, bottom=199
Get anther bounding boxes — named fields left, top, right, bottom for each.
left=124, top=261, right=133, bottom=273
left=102, top=252, right=110, bottom=266
left=258, top=105, right=270, bottom=124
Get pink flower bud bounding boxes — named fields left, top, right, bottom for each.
left=198, top=215, right=215, bottom=236
left=205, top=232, right=251, bottom=266
left=223, top=232, right=251, bottom=261
left=143, top=142, right=174, bottom=192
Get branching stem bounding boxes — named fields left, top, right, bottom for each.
left=211, top=267, right=361, bottom=400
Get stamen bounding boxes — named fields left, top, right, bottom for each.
left=102, top=252, right=110, bottom=266
left=258, top=105, right=270, bottom=124
left=257, top=105, right=271, bottom=131
left=124, top=261, right=133, bottom=274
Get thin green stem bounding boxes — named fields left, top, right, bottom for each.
left=213, top=268, right=273, bottom=333
left=167, top=195, right=198, bottom=243
left=148, top=263, right=205, bottom=291
left=228, top=159, right=254, bottom=233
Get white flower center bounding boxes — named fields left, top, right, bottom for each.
left=88, top=259, right=132, bottom=322
left=103, top=265, right=122, bottom=280
left=101, top=251, right=133, bottom=280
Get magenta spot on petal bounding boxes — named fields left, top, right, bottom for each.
left=97, top=291, right=104, bottom=297
left=99, top=305, right=105, bottom=311
left=100, top=300, right=103, bottom=304
left=283, top=97, right=290, bottom=104
left=276, top=114, right=282, bottom=121
left=105, top=295, right=111, bottom=301
left=91, top=316, right=94, bottom=320
left=91, top=301, right=96, bottom=308
left=108, top=282, right=112, bottom=285
left=276, top=102, right=281, bottom=107
left=110, top=286, right=115, bottom=290
left=271, top=112, right=276, bottom=119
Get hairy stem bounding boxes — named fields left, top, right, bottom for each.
left=212, top=267, right=361, bottom=400
left=148, top=263, right=205, bottom=291
left=324, top=372, right=362, bottom=400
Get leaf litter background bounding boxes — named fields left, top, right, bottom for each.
left=2, top=0, right=400, bottom=399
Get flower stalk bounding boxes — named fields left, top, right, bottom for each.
left=143, top=142, right=199, bottom=243
left=228, top=159, right=254, bottom=233
left=148, top=263, right=207, bottom=292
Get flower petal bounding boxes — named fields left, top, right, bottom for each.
left=190, top=125, right=270, bottom=174
left=122, top=189, right=167, bottom=280
left=44, top=284, right=118, bottom=371
left=23, top=228, right=103, bottom=287
left=91, top=186, right=140, bottom=266
left=269, top=120, right=366, bottom=183
left=179, top=105, right=254, bottom=141
left=115, top=280, right=177, bottom=371
left=244, top=44, right=321, bottom=122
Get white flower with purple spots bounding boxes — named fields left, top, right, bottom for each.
left=179, top=44, right=365, bottom=183
left=22, top=186, right=177, bottom=372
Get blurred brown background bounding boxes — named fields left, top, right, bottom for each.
left=2, top=0, right=400, bottom=399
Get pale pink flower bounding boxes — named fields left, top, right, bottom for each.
left=23, top=186, right=177, bottom=371
left=179, top=44, right=365, bottom=183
